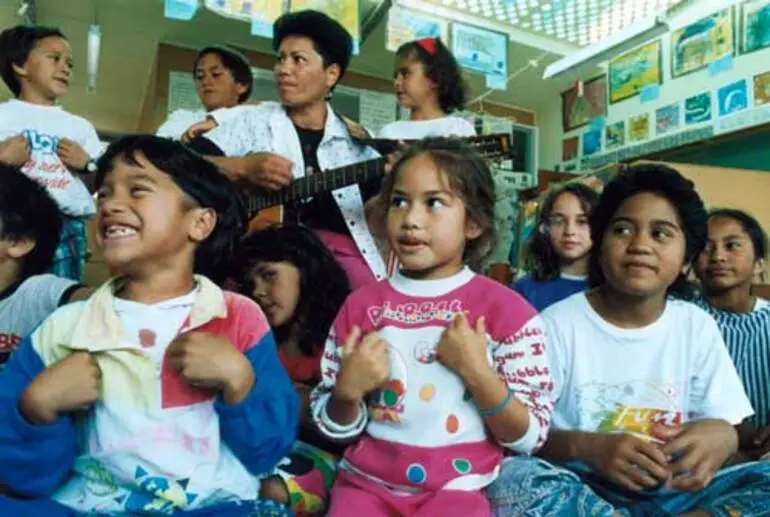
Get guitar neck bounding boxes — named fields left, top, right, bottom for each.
left=245, top=158, right=385, bottom=215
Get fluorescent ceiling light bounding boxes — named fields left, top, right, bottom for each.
left=542, top=13, right=667, bottom=80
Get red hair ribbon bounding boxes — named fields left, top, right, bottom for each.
left=415, top=37, right=438, bottom=55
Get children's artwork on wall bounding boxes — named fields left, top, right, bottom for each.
left=608, top=40, right=662, bottom=103
left=628, top=114, right=650, bottom=142
left=741, top=0, right=770, bottom=54
left=671, top=8, right=735, bottom=78
left=685, top=91, right=713, bottom=124
left=656, top=103, right=681, bottom=135
left=718, top=79, right=749, bottom=116
left=754, top=71, right=770, bottom=105
left=582, top=129, right=603, bottom=156
left=605, top=121, right=625, bottom=150
left=562, top=136, right=579, bottom=161
left=561, top=76, right=607, bottom=132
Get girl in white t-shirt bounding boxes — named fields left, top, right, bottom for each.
left=489, top=164, right=770, bottom=516
left=377, top=37, right=475, bottom=140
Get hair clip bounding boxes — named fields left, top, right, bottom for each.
left=415, top=37, right=438, bottom=55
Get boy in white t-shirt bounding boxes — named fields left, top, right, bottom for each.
left=0, top=25, right=102, bottom=282
left=0, top=165, right=91, bottom=367
left=156, top=46, right=256, bottom=142
left=488, top=164, right=770, bottom=516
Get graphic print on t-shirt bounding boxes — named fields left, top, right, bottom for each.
left=21, top=129, right=74, bottom=191
left=576, top=379, right=683, bottom=443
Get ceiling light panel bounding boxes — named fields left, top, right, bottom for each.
left=423, top=0, right=685, bottom=45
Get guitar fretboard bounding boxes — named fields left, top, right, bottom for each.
left=246, top=158, right=385, bottom=215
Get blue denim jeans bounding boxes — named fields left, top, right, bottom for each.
left=487, top=456, right=770, bottom=516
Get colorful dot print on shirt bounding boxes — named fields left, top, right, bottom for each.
left=138, top=329, right=156, bottom=348
left=419, top=383, right=435, bottom=402
left=452, top=458, right=472, bottom=475
left=406, top=463, right=427, bottom=484
left=413, top=340, right=437, bottom=364
left=445, top=414, right=460, bottom=434
left=369, top=347, right=408, bottom=423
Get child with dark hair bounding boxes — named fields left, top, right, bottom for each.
left=695, top=208, right=770, bottom=461
left=312, top=138, right=552, bottom=516
left=489, top=163, right=770, bottom=516
left=0, top=164, right=90, bottom=368
left=515, top=182, right=599, bottom=311
left=235, top=224, right=350, bottom=515
left=377, top=37, right=474, bottom=140
left=157, top=45, right=256, bottom=142
left=0, top=25, right=102, bottom=282
left=0, top=136, right=298, bottom=516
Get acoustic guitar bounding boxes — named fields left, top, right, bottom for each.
left=243, top=133, right=512, bottom=234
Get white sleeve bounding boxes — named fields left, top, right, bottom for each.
left=688, top=315, right=754, bottom=424
left=376, top=122, right=398, bottom=139
left=492, top=314, right=554, bottom=454
left=21, top=274, right=79, bottom=316
left=156, top=110, right=195, bottom=139
left=208, top=104, right=252, bottom=125
left=543, top=310, right=569, bottom=407
left=452, top=117, right=477, bottom=137
left=205, top=110, right=270, bottom=156
left=80, top=121, right=104, bottom=158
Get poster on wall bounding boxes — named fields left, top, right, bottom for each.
left=684, top=91, right=713, bottom=124
left=290, top=0, right=360, bottom=53
left=561, top=76, right=607, bottom=132
left=717, top=78, right=749, bottom=116
left=656, top=103, right=681, bottom=135
left=203, top=0, right=285, bottom=37
left=671, top=8, right=734, bottom=78
left=562, top=136, right=579, bottom=161
left=386, top=6, right=448, bottom=52
left=754, top=71, right=770, bottom=105
left=605, top=121, right=625, bottom=150
left=628, top=114, right=650, bottom=142
left=451, top=23, right=508, bottom=82
left=582, top=129, right=603, bottom=156
left=741, top=0, right=770, bottom=54
left=608, top=40, right=662, bottom=104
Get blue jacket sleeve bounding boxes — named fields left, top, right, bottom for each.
left=0, top=338, right=78, bottom=497
left=215, top=331, right=299, bottom=475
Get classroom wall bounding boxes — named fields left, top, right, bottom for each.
left=538, top=0, right=770, bottom=170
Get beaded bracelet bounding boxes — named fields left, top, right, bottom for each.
left=475, top=389, right=513, bottom=417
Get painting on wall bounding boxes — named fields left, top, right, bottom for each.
left=561, top=76, right=608, bottom=131
left=608, top=40, right=662, bottom=103
left=754, top=71, right=770, bottom=105
left=605, top=121, right=625, bottom=150
left=718, top=79, right=749, bottom=116
left=582, top=129, right=603, bottom=157
left=656, top=103, right=681, bottom=135
left=671, top=8, right=735, bottom=78
left=628, top=114, right=650, bottom=142
left=562, top=136, right=579, bottom=161
left=685, top=92, right=713, bottom=124
left=741, top=0, right=770, bottom=54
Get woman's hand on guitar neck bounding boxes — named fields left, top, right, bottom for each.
left=237, top=152, right=294, bottom=191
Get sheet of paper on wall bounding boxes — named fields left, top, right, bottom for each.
left=164, top=0, right=198, bottom=20
left=481, top=115, right=512, bottom=135
left=639, top=84, right=660, bottom=103
left=486, top=73, right=507, bottom=91
left=386, top=6, right=448, bottom=52
left=708, top=54, right=734, bottom=76
left=168, top=71, right=204, bottom=113
left=359, top=91, right=398, bottom=136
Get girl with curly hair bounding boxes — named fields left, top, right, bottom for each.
left=377, top=37, right=475, bottom=140
left=235, top=224, right=350, bottom=516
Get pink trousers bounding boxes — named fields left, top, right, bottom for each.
left=326, top=470, right=491, bottom=517
left=315, top=230, right=378, bottom=290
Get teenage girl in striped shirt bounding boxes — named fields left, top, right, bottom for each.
left=695, top=208, right=770, bottom=461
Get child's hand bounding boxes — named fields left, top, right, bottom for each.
left=182, top=118, right=218, bottom=143
left=658, top=419, right=738, bottom=492
left=0, top=135, right=30, bottom=166
left=585, top=433, right=670, bottom=492
left=57, top=138, right=90, bottom=171
left=436, top=313, right=488, bottom=380
left=166, top=331, right=255, bottom=404
left=21, top=352, right=101, bottom=424
left=334, top=326, right=390, bottom=402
